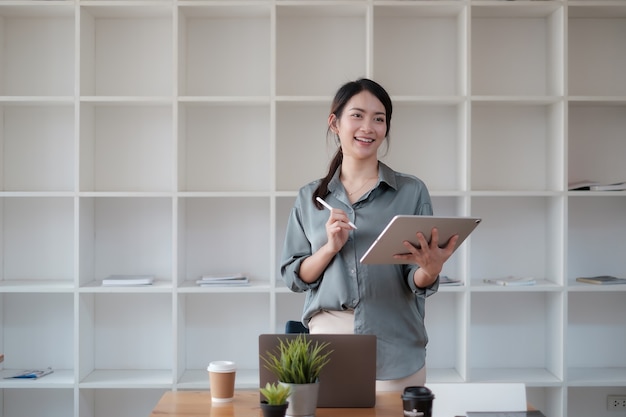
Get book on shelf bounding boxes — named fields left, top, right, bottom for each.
left=102, top=275, right=154, bottom=286
left=568, top=180, right=626, bottom=191
left=4, top=367, right=54, bottom=379
left=466, top=411, right=546, bottom=417
left=196, top=273, right=249, bottom=287
left=576, top=275, right=626, bottom=285
left=439, top=275, right=463, bottom=286
left=483, top=276, right=536, bottom=286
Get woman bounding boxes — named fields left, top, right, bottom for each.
left=280, top=78, right=458, bottom=390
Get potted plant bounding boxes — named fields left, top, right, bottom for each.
left=260, top=382, right=291, bottom=417
left=260, top=334, right=333, bottom=417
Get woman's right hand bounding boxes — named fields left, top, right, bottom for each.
left=298, top=208, right=352, bottom=284
left=323, top=208, right=353, bottom=254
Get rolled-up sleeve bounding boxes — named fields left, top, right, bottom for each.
left=280, top=200, right=322, bottom=292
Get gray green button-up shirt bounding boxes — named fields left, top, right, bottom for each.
left=280, top=162, right=439, bottom=380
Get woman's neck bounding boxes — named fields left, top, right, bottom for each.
left=340, top=159, right=379, bottom=202
left=339, top=158, right=379, bottom=183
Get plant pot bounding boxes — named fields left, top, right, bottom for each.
left=281, top=382, right=319, bottom=417
left=260, top=401, right=289, bottom=417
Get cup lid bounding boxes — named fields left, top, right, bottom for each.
left=402, top=386, right=435, bottom=400
left=207, top=361, right=236, bottom=372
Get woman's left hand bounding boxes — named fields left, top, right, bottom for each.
left=393, top=227, right=459, bottom=286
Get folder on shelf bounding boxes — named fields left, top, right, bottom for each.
left=439, top=275, right=463, bottom=286
left=568, top=180, right=626, bottom=191
left=4, top=367, right=54, bottom=379
left=466, top=412, right=546, bottom=417
left=576, top=275, right=626, bottom=285
left=102, top=275, right=154, bottom=286
left=196, top=274, right=249, bottom=287
left=483, top=276, right=536, bottom=286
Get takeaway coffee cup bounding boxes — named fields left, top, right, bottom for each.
left=207, top=361, right=237, bottom=403
left=401, top=386, right=435, bottom=417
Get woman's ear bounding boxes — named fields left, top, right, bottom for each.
left=328, top=114, right=339, bottom=133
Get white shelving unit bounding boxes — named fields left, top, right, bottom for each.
left=0, top=1, right=624, bottom=416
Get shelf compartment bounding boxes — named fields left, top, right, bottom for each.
left=471, top=3, right=564, bottom=97
left=567, top=291, right=626, bottom=384
left=567, top=196, right=626, bottom=284
left=0, top=104, right=75, bottom=192
left=526, top=386, right=563, bottom=417
left=470, top=196, right=564, bottom=284
left=79, top=388, right=165, bottom=417
left=373, top=4, right=466, bottom=97
left=383, top=103, right=465, bottom=192
left=471, top=102, right=564, bottom=192
left=178, top=5, right=270, bottom=97
left=1, top=197, right=74, bottom=283
left=79, top=5, right=173, bottom=97
left=0, top=4, right=75, bottom=97
left=469, top=292, right=564, bottom=384
left=79, top=103, right=173, bottom=192
left=78, top=197, right=173, bottom=284
left=78, top=293, right=173, bottom=385
left=178, top=102, right=271, bottom=192
left=568, top=6, right=626, bottom=97
left=425, top=292, right=468, bottom=383
left=275, top=102, right=332, bottom=191
left=176, top=293, right=270, bottom=390
left=177, top=197, right=271, bottom=284
left=276, top=4, right=367, bottom=96
left=1, top=293, right=74, bottom=376
left=1, top=388, right=74, bottom=417
left=568, top=387, right=626, bottom=417
left=568, top=103, right=626, bottom=187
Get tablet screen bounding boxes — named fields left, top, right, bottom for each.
left=360, top=215, right=481, bottom=264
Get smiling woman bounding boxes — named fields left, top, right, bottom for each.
left=280, top=78, right=460, bottom=391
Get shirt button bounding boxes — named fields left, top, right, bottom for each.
left=350, top=269, right=356, bottom=275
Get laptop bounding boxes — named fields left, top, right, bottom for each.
left=258, top=333, right=377, bottom=408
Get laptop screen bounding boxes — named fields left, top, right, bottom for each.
left=258, top=333, right=377, bottom=408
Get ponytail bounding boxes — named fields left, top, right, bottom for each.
left=313, top=147, right=342, bottom=209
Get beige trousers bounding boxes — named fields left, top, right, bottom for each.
left=308, top=310, right=426, bottom=391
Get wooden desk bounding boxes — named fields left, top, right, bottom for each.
left=150, top=390, right=404, bottom=417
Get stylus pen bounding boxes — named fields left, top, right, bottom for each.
left=316, top=197, right=358, bottom=229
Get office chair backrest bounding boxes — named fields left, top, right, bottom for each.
left=285, top=320, right=309, bottom=334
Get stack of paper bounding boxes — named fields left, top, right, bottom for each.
left=483, top=276, right=536, bottom=286
left=5, top=367, right=54, bottom=379
left=576, top=275, right=626, bottom=285
left=466, top=412, right=546, bottom=417
left=196, top=274, right=249, bottom=287
left=439, top=275, right=463, bottom=286
left=102, top=275, right=154, bottom=286
left=568, top=180, right=626, bottom=191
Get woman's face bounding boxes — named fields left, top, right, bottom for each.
left=329, top=90, right=387, bottom=162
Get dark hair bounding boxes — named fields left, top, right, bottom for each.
left=313, top=78, right=392, bottom=208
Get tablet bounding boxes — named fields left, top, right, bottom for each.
left=359, top=215, right=481, bottom=264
